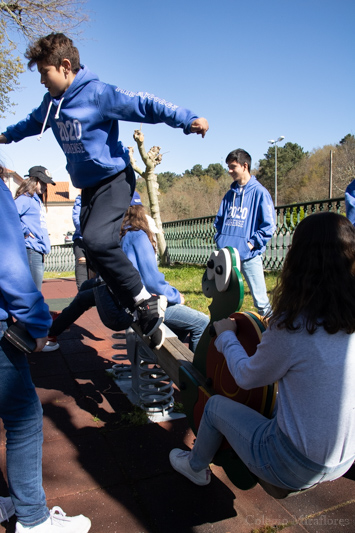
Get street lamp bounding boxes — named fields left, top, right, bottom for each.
left=268, top=136, right=285, bottom=207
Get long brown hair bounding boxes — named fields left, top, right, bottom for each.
left=120, top=205, right=157, bottom=252
left=15, top=177, right=48, bottom=208
left=270, top=212, right=355, bottom=334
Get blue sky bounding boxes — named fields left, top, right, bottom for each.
left=1, top=0, right=354, bottom=181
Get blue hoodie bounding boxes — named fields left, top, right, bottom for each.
left=3, top=65, right=199, bottom=188
left=15, top=193, right=51, bottom=254
left=72, top=194, right=82, bottom=241
left=0, top=179, right=51, bottom=338
left=345, top=179, right=355, bottom=226
left=214, top=176, right=275, bottom=261
left=121, top=230, right=181, bottom=304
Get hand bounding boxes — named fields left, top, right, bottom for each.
left=0, top=134, right=8, bottom=144
left=179, top=293, right=185, bottom=305
left=34, top=336, right=48, bottom=352
left=247, top=242, right=254, bottom=251
left=213, top=317, right=237, bottom=337
left=190, top=118, right=209, bottom=138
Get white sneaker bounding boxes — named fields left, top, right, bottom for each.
left=15, top=506, right=91, bottom=532
left=42, top=341, right=60, bottom=352
left=169, top=449, right=211, bottom=486
left=0, top=496, right=15, bottom=522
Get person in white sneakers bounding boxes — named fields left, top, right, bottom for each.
left=170, top=213, right=355, bottom=492
left=0, top=168, right=91, bottom=532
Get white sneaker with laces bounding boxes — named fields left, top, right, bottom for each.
left=169, top=448, right=212, bottom=486
left=0, top=496, right=15, bottom=522
left=15, top=506, right=91, bottom=532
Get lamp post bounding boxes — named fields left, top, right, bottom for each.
left=268, top=136, right=285, bottom=207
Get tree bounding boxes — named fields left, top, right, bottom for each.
left=183, top=162, right=227, bottom=181
left=0, top=0, right=88, bottom=116
left=257, top=142, right=307, bottom=198
left=128, top=128, right=169, bottom=264
left=338, top=133, right=355, bottom=146
left=333, top=134, right=355, bottom=195
left=0, top=32, right=23, bottom=117
left=205, top=163, right=226, bottom=180
left=184, top=164, right=204, bottom=177
left=156, top=171, right=180, bottom=193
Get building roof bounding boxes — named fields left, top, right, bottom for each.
left=3, top=168, right=23, bottom=182
left=47, top=181, right=72, bottom=203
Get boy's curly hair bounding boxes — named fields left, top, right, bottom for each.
left=25, top=33, right=81, bottom=73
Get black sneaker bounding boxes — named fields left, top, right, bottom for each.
left=136, top=295, right=167, bottom=337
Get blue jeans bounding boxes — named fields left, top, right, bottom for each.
left=241, top=254, right=270, bottom=316
left=189, top=395, right=353, bottom=490
left=165, top=304, right=210, bottom=353
left=0, top=321, right=49, bottom=527
left=26, top=249, right=45, bottom=291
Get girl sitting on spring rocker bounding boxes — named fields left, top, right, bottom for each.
left=170, top=212, right=355, bottom=493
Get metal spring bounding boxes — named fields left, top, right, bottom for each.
left=138, top=361, right=174, bottom=415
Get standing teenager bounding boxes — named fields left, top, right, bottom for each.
left=14, top=166, right=59, bottom=352
left=0, top=168, right=91, bottom=532
left=14, top=166, right=54, bottom=291
left=214, top=149, right=275, bottom=316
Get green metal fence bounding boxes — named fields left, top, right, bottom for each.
left=45, top=197, right=345, bottom=272
left=45, top=243, right=75, bottom=272
left=163, top=197, right=345, bottom=270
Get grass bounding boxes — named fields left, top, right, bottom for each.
left=160, top=264, right=279, bottom=316
left=44, top=271, right=75, bottom=279
left=44, top=265, right=280, bottom=316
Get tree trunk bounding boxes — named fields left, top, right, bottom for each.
left=128, top=128, right=169, bottom=265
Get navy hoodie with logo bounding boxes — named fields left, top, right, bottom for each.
left=3, top=65, right=199, bottom=188
left=214, top=176, right=276, bottom=261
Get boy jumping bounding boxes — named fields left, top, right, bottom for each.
left=0, top=33, right=209, bottom=340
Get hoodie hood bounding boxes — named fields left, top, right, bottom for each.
left=52, top=65, right=99, bottom=104
left=229, top=175, right=259, bottom=214
left=38, top=66, right=99, bottom=140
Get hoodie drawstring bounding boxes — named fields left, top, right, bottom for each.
left=54, top=97, right=64, bottom=119
left=231, top=187, right=245, bottom=214
left=37, top=97, right=64, bottom=140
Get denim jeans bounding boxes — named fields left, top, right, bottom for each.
left=26, top=249, right=45, bottom=291
left=165, top=304, right=210, bottom=353
left=241, top=254, right=270, bottom=316
left=189, top=395, right=353, bottom=490
left=0, top=321, right=49, bottom=527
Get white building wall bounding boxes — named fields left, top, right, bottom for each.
left=46, top=205, right=75, bottom=245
